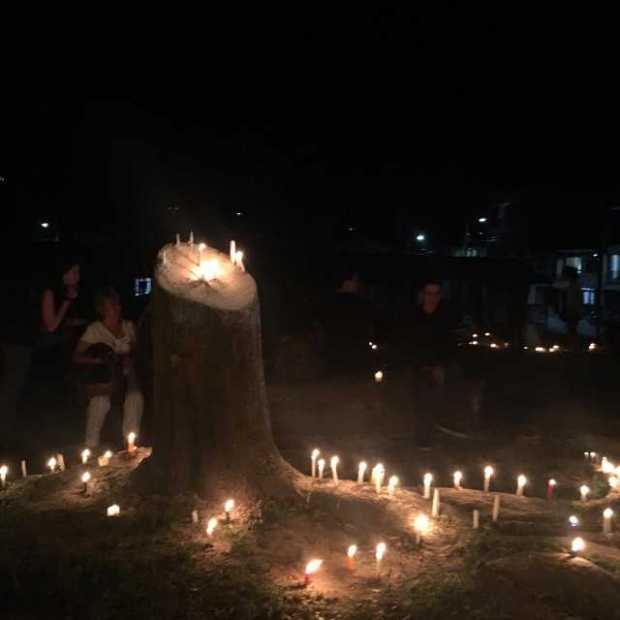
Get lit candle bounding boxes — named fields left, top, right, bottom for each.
left=57, top=454, right=66, bottom=471
left=47, top=456, right=57, bottom=473
left=304, top=559, right=322, bottom=586
left=472, top=333, right=479, bottom=338
left=570, top=537, right=585, bottom=556
left=602, top=457, right=615, bottom=474
left=371, top=344, right=378, bottom=351
left=453, top=470, right=463, bottom=490
left=330, top=456, right=340, bottom=483
left=516, top=474, right=527, bottom=497
left=192, top=510, right=199, bottom=525
left=484, top=466, right=494, bottom=493
left=224, top=499, right=235, bottom=523
left=414, top=514, right=430, bottom=545
left=569, top=515, right=579, bottom=528
left=373, top=464, right=385, bottom=494
left=387, top=475, right=399, bottom=496
left=200, top=259, right=220, bottom=281
left=189, top=231, right=194, bottom=245
left=98, top=450, right=113, bottom=467
left=375, top=542, right=386, bottom=574
left=490, top=343, right=498, bottom=349
left=609, top=476, right=619, bottom=490
left=431, top=488, right=440, bottom=518
left=484, top=332, right=491, bottom=337
left=21, top=460, right=27, bottom=478
left=603, top=508, right=614, bottom=535
left=588, top=342, right=597, bottom=352
left=584, top=451, right=590, bottom=463
left=198, top=242, right=206, bottom=266
left=470, top=340, right=479, bottom=346
left=535, top=346, right=546, bottom=353
left=357, top=461, right=367, bottom=484
left=127, top=432, right=137, bottom=455
left=81, top=471, right=91, bottom=494
left=81, top=448, right=91, bottom=465
left=591, top=452, right=598, bottom=464
left=317, top=458, right=325, bottom=480
left=0, top=465, right=7, bottom=488
left=311, top=449, right=320, bottom=478
left=580, top=484, right=590, bottom=503
left=473, top=509, right=480, bottom=529
left=230, top=240, right=236, bottom=263
left=374, top=370, right=384, bottom=383
left=106, top=504, right=120, bottom=517
left=492, top=495, right=501, bottom=522
left=346, top=544, right=357, bottom=570
left=423, top=473, right=433, bottom=499
left=235, top=251, right=245, bottom=272
left=547, top=479, right=557, bottom=501
left=206, top=517, right=218, bottom=537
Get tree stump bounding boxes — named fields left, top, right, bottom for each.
left=144, top=241, right=299, bottom=500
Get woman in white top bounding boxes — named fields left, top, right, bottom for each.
left=74, top=287, right=143, bottom=449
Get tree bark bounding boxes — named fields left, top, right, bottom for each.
left=143, top=242, right=299, bottom=500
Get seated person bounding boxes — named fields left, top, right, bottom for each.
left=73, top=287, right=143, bottom=449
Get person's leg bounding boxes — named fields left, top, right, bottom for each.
left=122, top=376, right=144, bottom=440
left=85, top=395, right=111, bottom=448
left=412, top=370, right=436, bottom=448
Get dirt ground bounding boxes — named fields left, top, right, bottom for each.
left=2, top=349, right=620, bottom=619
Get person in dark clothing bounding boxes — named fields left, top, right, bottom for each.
left=404, top=279, right=457, bottom=448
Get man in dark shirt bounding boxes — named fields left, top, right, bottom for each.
left=405, top=278, right=457, bottom=448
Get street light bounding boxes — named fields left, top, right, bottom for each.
left=40, top=221, right=50, bottom=229
left=478, top=217, right=487, bottom=223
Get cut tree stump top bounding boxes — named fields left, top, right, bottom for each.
left=156, top=243, right=256, bottom=311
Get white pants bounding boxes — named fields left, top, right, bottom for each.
left=85, top=374, right=143, bottom=448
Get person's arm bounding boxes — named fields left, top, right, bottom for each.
left=73, top=339, right=104, bottom=365
left=41, top=289, right=75, bottom=333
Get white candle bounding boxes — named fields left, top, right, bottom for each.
left=423, top=472, right=433, bottom=499
left=569, top=515, right=579, bottom=528
left=357, top=461, right=367, bottom=484
left=317, top=458, right=325, bottom=480
left=516, top=474, right=527, bottom=497
left=21, top=460, right=27, bottom=478
left=224, top=499, right=235, bottom=523
left=375, top=542, right=386, bottom=574
left=372, top=464, right=385, bottom=494
left=81, top=448, right=91, bottom=465
left=127, top=432, right=137, bottom=455
left=473, top=509, right=480, bottom=529
left=547, top=479, right=557, bottom=501
left=571, top=536, right=585, bottom=556
left=603, top=508, right=614, bottom=535
left=387, top=475, right=399, bottom=496
left=189, top=231, right=194, bottom=245
left=580, top=484, right=590, bottom=503
left=311, top=449, right=320, bottom=478
left=591, top=452, right=598, bottom=463
left=98, top=450, right=113, bottom=467
left=414, top=514, right=430, bottom=544
left=235, top=251, right=245, bottom=272
left=484, top=466, right=494, bottom=493
left=230, top=240, right=236, bottom=263
left=330, top=456, right=340, bottom=483
left=0, top=465, right=7, bottom=488
left=492, top=495, right=501, bottom=522
left=431, top=488, right=440, bottom=518
left=602, top=457, right=615, bottom=474
left=192, top=510, right=199, bottom=524
left=453, top=470, right=463, bottom=489
left=162, top=250, right=167, bottom=266
left=198, top=242, right=206, bottom=266
left=57, top=454, right=65, bottom=471
left=176, top=233, right=180, bottom=247
left=304, top=559, right=322, bottom=586
left=106, top=504, right=120, bottom=517
left=47, top=457, right=57, bottom=473
left=81, top=471, right=91, bottom=494
left=346, top=544, right=357, bottom=570
left=374, top=370, right=384, bottom=383
left=609, top=476, right=619, bottom=490
left=584, top=451, right=590, bottom=462
left=206, top=517, right=218, bottom=537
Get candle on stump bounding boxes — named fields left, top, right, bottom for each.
left=580, top=484, right=590, bottom=503
left=229, top=240, right=236, bottom=263
left=492, top=494, right=501, bottom=522
left=591, top=452, right=599, bottom=464
left=570, top=537, right=585, bottom=556
left=484, top=332, right=491, bottom=337
left=584, top=451, right=590, bottom=463
left=189, top=231, right=194, bottom=245
left=0, top=465, right=7, bottom=488
left=473, top=509, right=480, bottom=529
left=423, top=472, right=433, bottom=499
left=224, top=499, right=235, bottom=523
left=21, top=460, right=27, bottom=478
left=484, top=466, right=494, bottom=493
left=371, top=343, right=378, bottom=351
left=235, top=251, right=245, bottom=272
left=206, top=517, right=218, bottom=537
left=47, top=456, right=57, bottom=473
left=388, top=475, right=399, bottom=496
left=609, top=476, right=619, bottom=491
left=373, top=464, right=385, bottom=494
left=127, top=432, right=137, bottom=455
left=57, top=454, right=65, bottom=471
left=357, top=461, right=367, bottom=484
left=453, top=470, right=463, bottom=490
left=374, top=370, right=384, bottom=383
left=431, top=488, right=440, bottom=518
left=304, top=559, right=322, bottom=586
left=414, top=514, right=430, bottom=545
left=81, top=448, right=91, bottom=465
left=346, top=544, right=357, bottom=570
left=602, top=457, right=615, bottom=474
left=192, top=510, right=199, bottom=525
left=375, top=542, right=386, bottom=575
left=106, top=504, right=120, bottom=517
left=317, top=458, right=325, bottom=480
left=603, top=508, right=614, bottom=535
left=81, top=471, right=91, bottom=494
left=176, top=233, right=181, bottom=247
left=516, top=474, right=527, bottom=497
left=330, top=456, right=340, bottom=483
left=311, top=449, right=320, bottom=478
left=547, top=479, right=557, bottom=501
left=98, top=450, right=113, bottom=467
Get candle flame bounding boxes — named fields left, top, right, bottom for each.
left=604, top=508, right=614, bottom=519
left=517, top=474, right=527, bottom=487
left=206, top=517, right=218, bottom=536
left=81, top=448, right=91, bottom=464
left=588, top=342, right=597, bottom=351
left=0, top=465, right=7, bottom=479
left=549, top=478, right=557, bottom=486
left=375, top=542, right=386, bottom=561
left=388, top=475, right=399, bottom=493
left=200, top=258, right=220, bottom=281
left=311, top=449, right=320, bottom=460
left=490, top=343, right=498, bottom=349
left=371, top=344, right=378, bottom=350
left=81, top=471, right=91, bottom=484
left=198, top=242, right=206, bottom=251
left=472, top=333, right=479, bottom=338
left=423, top=473, right=433, bottom=486
left=47, top=457, right=57, bottom=471
left=330, top=456, right=339, bottom=468
left=484, top=332, right=491, bottom=337
left=374, top=370, right=384, bottom=383
left=569, top=515, right=579, bottom=527
left=571, top=537, right=585, bottom=553
left=104, top=450, right=113, bottom=459
left=305, top=559, right=322, bottom=575
left=106, top=504, right=120, bottom=517
left=469, top=340, right=479, bottom=346
left=602, top=458, right=615, bottom=474
left=484, top=466, right=494, bottom=478
left=127, top=432, right=136, bottom=445
left=347, top=544, right=358, bottom=559
left=580, top=484, right=590, bottom=497
left=359, top=461, right=367, bottom=473
left=414, top=514, right=430, bottom=534
left=609, top=476, right=619, bottom=489
left=454, top=470, right=463, bottom=485
left=224, top=499, right=234, bottom=514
